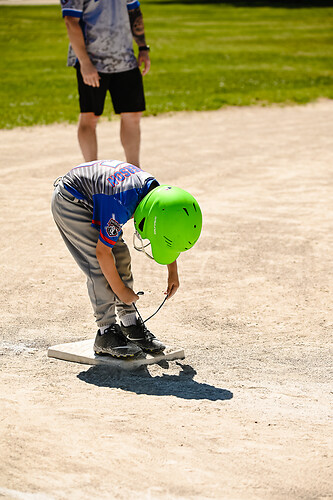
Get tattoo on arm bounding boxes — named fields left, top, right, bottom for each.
left=129, top=7, right=146, bottom=45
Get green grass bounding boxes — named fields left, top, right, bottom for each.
left=0, top=1, right=332, bottom=128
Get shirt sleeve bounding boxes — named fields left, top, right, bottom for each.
left=92, top=194, right=129, bottom=248
left=126, top=0, right=140, bottom=11
left=60, top=0, right=83, bottom=18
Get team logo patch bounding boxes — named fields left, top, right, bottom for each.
left=106, top=218, right=122, bottom=238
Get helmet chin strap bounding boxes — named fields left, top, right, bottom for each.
left=133, top=230, right=154, bottom=260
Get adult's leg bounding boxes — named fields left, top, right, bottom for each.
left=78, top=112, right=100, bottom=162
left=76, top=64, right=107, bottom=162
left=120, top=111, right=142, bottom=167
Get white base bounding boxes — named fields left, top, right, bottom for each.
left=48, top=339, right=185, bottom=370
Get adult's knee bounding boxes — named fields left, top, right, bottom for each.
left=121, top=111, right=142, bottom=126
left=79, top=113, right=99, bottom=131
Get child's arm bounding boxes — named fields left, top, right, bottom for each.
left=166, top=260, right=179, bottom=299
left=96, top=239, right=139, bottom=305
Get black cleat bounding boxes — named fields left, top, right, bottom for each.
left=94, top=324, right=143, bottom=359
left=120, top=319, right=166, bottom=353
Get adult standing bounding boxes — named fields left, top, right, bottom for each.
left=61, top=0, right=150, bottom=166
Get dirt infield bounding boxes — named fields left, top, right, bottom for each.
left=0, top=102, right=332, bottom=499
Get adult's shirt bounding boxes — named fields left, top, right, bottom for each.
left=60, top=0, right=140, bottom=73
left=62, top=159, right=158, bottom=248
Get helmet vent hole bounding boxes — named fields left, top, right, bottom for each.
left=164, top=236, right=173, bottom=247
left=138, top=218, right=145, bottom=232
left=193, top=203, right=197, bottom=212
left=183, top=208, right=189, bottom=216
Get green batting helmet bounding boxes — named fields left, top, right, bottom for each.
left=134, top=185, right=202, bottom=265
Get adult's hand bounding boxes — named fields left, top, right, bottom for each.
left=138, top=50, right=151, bottom=76
left=80, top=59, right=100, bottom=87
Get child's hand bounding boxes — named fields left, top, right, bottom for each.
left=166, top=277, right=179, bottom=299
left=166, top=260, right=179, bottom=299
left=118, top=286, right=139, bottom=306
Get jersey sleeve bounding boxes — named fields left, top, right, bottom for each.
left=92, top=194, right=129, bottom=248
left=126, top=0, right=140, bottom=11
left=60, top=0, right=83, bottom=18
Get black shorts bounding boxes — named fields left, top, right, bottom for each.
left=76, top=65, right=146, bottom=116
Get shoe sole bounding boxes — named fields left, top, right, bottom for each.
left=138, top=346, right=166, bottom=354
left=94, top=348, right=142, bottom=359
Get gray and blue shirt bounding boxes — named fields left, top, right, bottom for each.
left=62, top=160, right=158, bottom=248
left=61, top=0, right=140, bottom=73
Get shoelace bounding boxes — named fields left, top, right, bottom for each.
left=105, top=325, right=128, bottom=346
left=138, top=320, right=155, bottom=340
left=133, top=293, right=168, bottom=325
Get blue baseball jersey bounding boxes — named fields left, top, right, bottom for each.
left=60, top=0, right=140, bottom=73
left=62, top=160, right=158, bottom=248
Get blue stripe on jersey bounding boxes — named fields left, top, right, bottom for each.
left=127, top=0, right=140, bottom=11
left=62, top=8, right=82, bottom=18
left=63, top=183, right=86, bottom=200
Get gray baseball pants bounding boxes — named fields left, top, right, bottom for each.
left=51, top=180, right=135, bottom=327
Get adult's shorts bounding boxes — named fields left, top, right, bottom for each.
left=76, top=64, right=146, bottom=116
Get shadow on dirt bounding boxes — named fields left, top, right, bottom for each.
left=77, top=362, right=233, bottom=401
